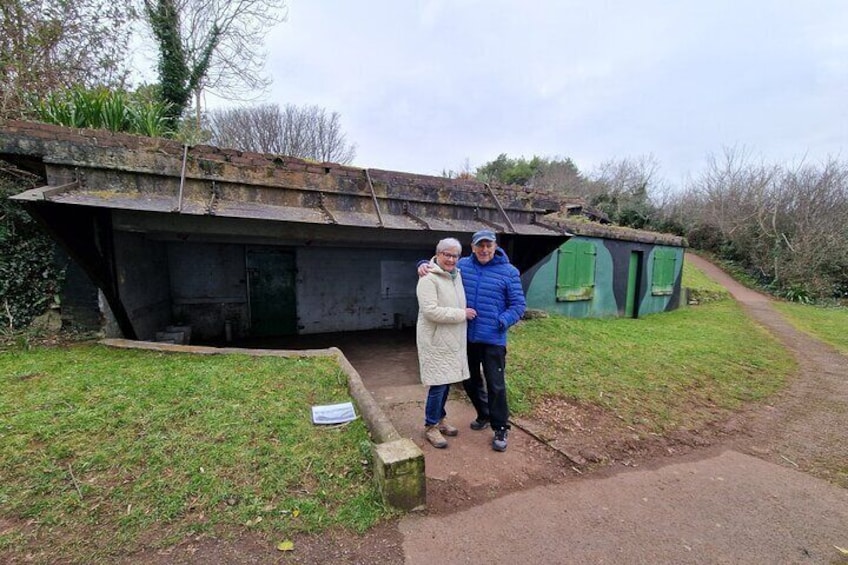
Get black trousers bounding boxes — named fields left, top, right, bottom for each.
left=463, top=342, right=509, bottom=430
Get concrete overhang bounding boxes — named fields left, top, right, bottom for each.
left=2, top=120, right=686, bottom=249
left=2, top=121, right=574, bottom=247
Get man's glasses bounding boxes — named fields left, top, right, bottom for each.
left=439, top=252, right=460, bottom=260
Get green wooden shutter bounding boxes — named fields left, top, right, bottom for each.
left=651, top=248, right=677, bottom=296
left=556, top=240, right=596, bottom=301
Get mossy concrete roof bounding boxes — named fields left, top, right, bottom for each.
left=1, top=120, right=685, bottom=247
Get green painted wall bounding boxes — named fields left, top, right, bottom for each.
left=522, top=237, right=684, bottom=319
left=639, top=246, right=684, bottom=315
left=524, top=237, right=619, bottom=317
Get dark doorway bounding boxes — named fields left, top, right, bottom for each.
left=246, top=247, right=297, bottom=336
left=625, top=251, right=643, bottom=318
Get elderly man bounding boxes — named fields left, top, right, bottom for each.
left=419, top=229, right=526, bottom=451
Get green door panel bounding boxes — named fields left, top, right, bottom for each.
left=247, top=248, right=297, bottom=336
left=625, top=251, right=641, bottom=318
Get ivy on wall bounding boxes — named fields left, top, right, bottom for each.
left=0, top=164, right=64, bottom=330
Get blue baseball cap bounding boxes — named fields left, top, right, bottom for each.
left=471, top=229, right=497, bottom=246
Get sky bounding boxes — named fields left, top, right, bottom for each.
left=198, top=1, right=848, bottom=187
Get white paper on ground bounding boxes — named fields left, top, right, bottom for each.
left=311, top=401, right=357, bottom=425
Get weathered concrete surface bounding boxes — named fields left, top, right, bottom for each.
left=400, top=449, right=848, bottom=564
left=0, top=119, right=568, bottom=237
left=1, top=120, right=686, bottom=246
left=372, top=439, right=426, bottom=512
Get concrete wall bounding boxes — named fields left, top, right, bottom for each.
left=55, top=247, right=101, bottom=331
left=113, top=231, right=172, bottom=340
left=295, top=247, right=426, bottom=334
left=105, top=239, right=432, bottom=340
left=523, top=237, right=619, bottom=318
left=112, top=237, right=434, bottom=339
left=168, top=242, right=249, bottom=341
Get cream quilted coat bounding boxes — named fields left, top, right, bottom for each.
left=416, top=259, right=470, bottom=386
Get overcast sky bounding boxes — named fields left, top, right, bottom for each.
left=208, top=1, right=848, bottom=187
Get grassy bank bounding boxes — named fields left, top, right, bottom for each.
left=0, top=345, right=390, bottom=562
left=508, top=259, right=794, bottom=432
left=771, top=301, right=848, bottom=355
left=681, top=256, right=730, bottom=303
left=509, top=301, right=795, bottom=431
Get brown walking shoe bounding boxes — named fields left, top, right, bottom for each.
left=438, top=419, right=459, bottom=437
left=425, top=425, right=448, bottom=448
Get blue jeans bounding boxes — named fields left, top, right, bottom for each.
left=424, top=384, right=451, bottom=426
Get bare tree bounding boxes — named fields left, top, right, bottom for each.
left=441, top=158, right=476, bottom=179
left=532, top=157, right=586, bottom=195
left=140, top=0, right=287, bottom=124
left=207, top=103, right=357, bottom=164
left=665, top=146, right=848, bottom=301
left=579, top=155, right=664, bottom=228
left=686, top=149, right=759, bottom=263
left=772, top=159, right=848, bottom=297
left=0, top=0, right=135, bottom=118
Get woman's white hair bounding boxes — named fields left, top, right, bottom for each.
left=435, top=237, right=462, bottom=254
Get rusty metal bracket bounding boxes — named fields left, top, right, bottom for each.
left=318, top=192, right=337, bottom=224
left=473, top=206, right=505, bottom=232
left=484, top=183, right=516, bottom=233
left=364, top=169, right=385, bottom=227
left=174, top=143, right=189, bottom=213
left=402, top=201, right=431, bottom=229
left=206, top=180, right=220, bottom=215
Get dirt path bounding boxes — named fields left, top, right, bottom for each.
left=685, top=254, right=848, bottom=487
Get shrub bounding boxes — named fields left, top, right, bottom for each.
left=0, top=165, right=64, bottom=330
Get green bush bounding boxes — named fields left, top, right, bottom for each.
left=0, top=167, right=64, bottom=330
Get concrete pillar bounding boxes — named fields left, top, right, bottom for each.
left=372, top=438, right=426, bottom=511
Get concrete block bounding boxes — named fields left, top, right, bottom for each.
left=166, top=325, right=192, bottom=344
left=155, top=330, right=185, bottom=344
left=372, top=438, right=426, bottom=511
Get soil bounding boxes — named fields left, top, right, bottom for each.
left=24, top=254, right=848, bottom=563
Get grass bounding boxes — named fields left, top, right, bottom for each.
left=33, top=87, right=173, bottom=137
left=509, top=301, right=794, bottom=431
left=509, top=271, right=795, bottom=432
left=681, top=256, right=730, bottom=303
left=0, top=344, right=392, bottom=563
left=771, top=301, right=848, bottom=355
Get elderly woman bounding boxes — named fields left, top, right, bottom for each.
left=416, top=237, right=477, bottom=448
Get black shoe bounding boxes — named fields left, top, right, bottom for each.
left=492, top=428, right=508, bottom=452
left=470, top=417, right=490, bottom=431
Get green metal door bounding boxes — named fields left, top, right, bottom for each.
left=247, top=248, right=297, bottom=336
left=625, top=251, right=641, bottom=318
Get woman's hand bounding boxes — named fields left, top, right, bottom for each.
left=465, top=308, right=477, bottom=320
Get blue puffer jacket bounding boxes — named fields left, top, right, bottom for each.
left=458, top=248, right=526, bottom=346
